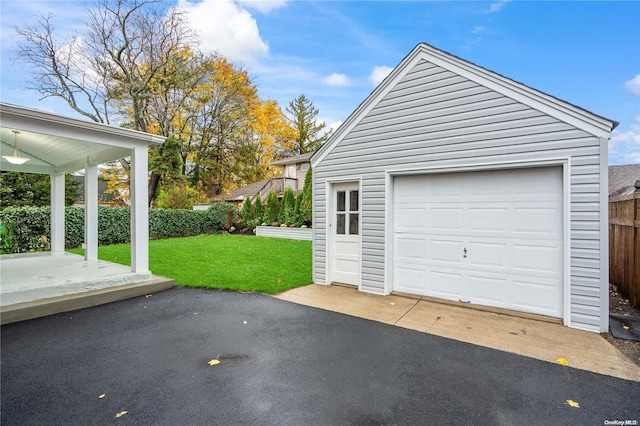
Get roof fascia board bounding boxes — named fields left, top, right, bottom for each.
left=418, top=44, right=614, bottom=138
left=312, top=46, right=424, bottom=167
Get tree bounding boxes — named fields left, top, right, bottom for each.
left=153, top=181, right=208, bottom=209
left=0, top=172, right=79, bottom=207
left=299, top=165, right=312, bottom=225
left=241, top=197, right=253, bottom=224
left=254, top=194, right=264, bottom=223
left=14, top=0, right=198, bottom=205
left=263, top=191, right=280, bottom=224
left=286, top=94, right=331, bottom=154
left=278, top=187, right=296, bottom=225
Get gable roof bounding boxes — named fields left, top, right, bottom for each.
left=312, top=43, right=617, bottom=167
left=271, top=152, right=314, bottom=166
left=609, top=164, right=640, bottom=197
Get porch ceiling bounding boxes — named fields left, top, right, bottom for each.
left=0, top=103, right=165, bottom=174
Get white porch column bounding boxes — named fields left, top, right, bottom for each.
left=84, top=163, right=98, bottom=261
left=130, top=145, right=149, bottom=273
left=50, top=172, right=66, bottom=252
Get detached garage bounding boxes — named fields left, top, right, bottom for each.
left=311, top=43, right=617, bottom=333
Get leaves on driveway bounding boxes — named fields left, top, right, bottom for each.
left=98, top=393, right=105, bottom=399
left=115, top=410, right=128, bottom=418
left=565, top=400, right=580, bottom=408
left=556, top=358, right=569, bottom=366
left=208, top=354, right=221, bottom=366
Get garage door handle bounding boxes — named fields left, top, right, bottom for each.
left=463, top=248, right=467, bottom=258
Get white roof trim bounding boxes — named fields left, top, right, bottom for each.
left=312, top=43, right=616, bottom=168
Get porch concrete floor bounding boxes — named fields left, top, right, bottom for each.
left=0, top=252, right=174, bottom=324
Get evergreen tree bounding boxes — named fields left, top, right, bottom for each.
left=299, top=166, right=313, bottom=225
left=241, top=197, right=253, bottom=224
left=264, top=191, right=280, bottom=224
left=294, top=191, right=303, bottom=225
left=254, top=194, right=264, bottom=223
left=286, top=94, right=331, bottom=154
left=279, top=187, right=296, bottom=225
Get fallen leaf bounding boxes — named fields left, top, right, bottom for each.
left=389, top=302, right=396, bottom=306
left=556, top=358, right=569, bottom=366
left=143, top=306, right=148, bottom=309
left=277, top=278, right=282, bottom=284
left=145, top=294, right=152, bottom=298
left=623, top=325, right=630, bottom=330
left=98, top=394, right=106, bottom=399
left=208, top=359, right=221, bottom=366
left=243, top=320, right=247, bottom=324
left=565, top=400, right=579, bottom=408
left=115, top=410, right=128, bottom=418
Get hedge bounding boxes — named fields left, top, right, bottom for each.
left=0, top=203, right=239, bottom=254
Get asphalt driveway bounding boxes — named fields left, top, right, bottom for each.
left=2, top=287, right=639, bottom=425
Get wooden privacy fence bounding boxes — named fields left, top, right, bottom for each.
left=609, top=190, right=640, bottom=307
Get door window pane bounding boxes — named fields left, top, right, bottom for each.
left=350, top=190, right=359, bottom=212
left=336, top=213, right=345, bottom=234
left=337, top=191, right=346, bottom=212
left=349, top=213, right=359, bottom=235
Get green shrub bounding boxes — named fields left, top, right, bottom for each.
left=263, top=191, right=280, bottom=224
left=254, top=194, right=263, bottom=223
left=205, top=202, right=239, bottom=231
left=241, top=197, right=253, bottom=224
left=154, top=182, right=208, bottom=209
left=299, top=166, right=312, bottom=226
left=0, top=204, right=235, bottom=254
left=279, top=187, right=296, bottom=225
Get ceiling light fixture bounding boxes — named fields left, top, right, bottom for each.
left=2, top=130, right=30, bottom=165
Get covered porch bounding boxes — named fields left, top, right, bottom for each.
left=0, top=103, right=174, bottom=324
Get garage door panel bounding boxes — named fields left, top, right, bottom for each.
left=393, top=167, right=564, bottom=319
left=467, top=274, right=509, bottom=307
left=430, top=239, right=464, bottom=263
left=468, top=207, right=509, bottom=232
left=395, top=207, right=426, bottom=230
left=512, top=278, right=561, bottom=316
left=428, top=270, right=463, bottom=299
left=395, top=236, right=426, bottom=260
left=512, top=206, right=562, bottom=235
left=395, top=266, right=426, bottom=292
left=466, top=241, right=508, bottom=268
left=513, top=243, right=562, bottom=275
left=430, top=208, right=463, bottom=231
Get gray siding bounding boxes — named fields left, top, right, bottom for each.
left=313, top=59, right=604, bottom=332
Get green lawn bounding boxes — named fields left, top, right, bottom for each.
left=68, top=234, right=312, bottom=294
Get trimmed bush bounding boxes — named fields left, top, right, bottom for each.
left=279, top=187, right=296, bottom=225
left=254, top=194, right=263, bottom=223
left=0, top=203, right=239, bottom=254
left=299, top=165, right=312, bottom=226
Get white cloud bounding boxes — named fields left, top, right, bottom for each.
left=323, top=73, right=350, bottom=87
left=609, top=115, right=640, bottom=164
left=471, top=26, right=485, bottom=34
left=326, top=120, right=343, bottom=134
left=369, top=65, right=393, bottom=86
left=236, top=0, right=287, bottom=14
left=624, top=74, right=640, bottom=95
left=487, top=0, right=511, bottom=13
left=176, top=0, right=268, bottom=64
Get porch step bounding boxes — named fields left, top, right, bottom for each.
left=0, top=276, right=175, bottom=325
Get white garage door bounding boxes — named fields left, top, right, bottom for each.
left=393, top=167, right=563, bottom=318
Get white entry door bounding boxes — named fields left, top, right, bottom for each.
left=393, top=167, right=564, bottom=318
left=331, top=182, right=360, bottom=286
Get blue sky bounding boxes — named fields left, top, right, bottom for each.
left=1, top=0, right=639, bottom=164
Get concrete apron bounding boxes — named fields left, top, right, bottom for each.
left=275, top=284, right=640, bottom=382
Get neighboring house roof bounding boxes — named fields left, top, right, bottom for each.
left=609, top=164, right=640, bottom=197
left=271, top=152, right=314, bottom=166
left=312, top=43, right=618, bottom=167
left=211, top=175, right=295, bottom=202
